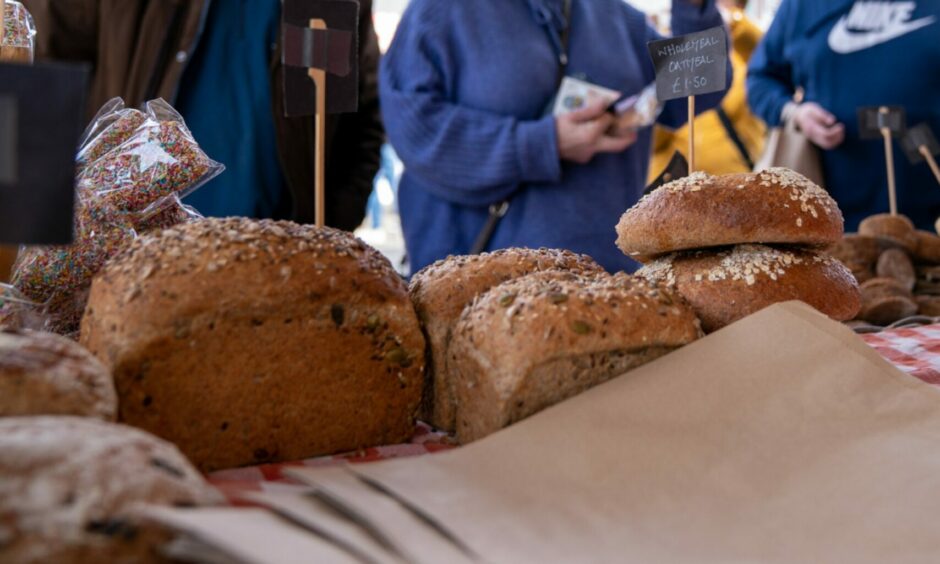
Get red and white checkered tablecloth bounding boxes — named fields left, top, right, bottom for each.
left=209, top=323, right=940, bottom=501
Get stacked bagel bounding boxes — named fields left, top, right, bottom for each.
left=616, top=168, right=861, bottom=332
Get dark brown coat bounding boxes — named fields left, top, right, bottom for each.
left=23, top=0, right=383, bottom=230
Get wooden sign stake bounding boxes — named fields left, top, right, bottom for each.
left=687, top=96, right=696, bottom=173
left=918, top=145, right=940, bottom=186
left=308, top=18, right=327, bottom=229
left=879, top=106, right=898, bottom=216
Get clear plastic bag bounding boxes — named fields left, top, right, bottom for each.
left=0, top=283, right=45, bottom=331
left=76, top=98, right=149, bottom=174
left=0, top=1, right=35, bottom=64
left=11, top=97, right=218, bottom=336
left=135, top=194, right=204, bottom=234
left=76, top=102, right=224, bottom=222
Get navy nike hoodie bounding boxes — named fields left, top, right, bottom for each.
left=748, top=0, right=940, bottom=230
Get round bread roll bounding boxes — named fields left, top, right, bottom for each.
left=0, top=416, right=222, bottom=564
left=0, top=329, right=116, bottom=419
left=914, top=230, right=940, bottom=265
left=875, top=248, right=916, bottom=291
left=858, top=214, right=918, bottom=253
left=615, top=168, right=843, bottom=260
left=451, top=271, right=701, bottom=443
left=860, top=297, right=918, bottom=326
left=916, top=295, right=940, bottom=317
left=409, top=248, right=603, bottom=432
left=81, top=218, right=425, bottom=472
left=860, top=277, right=913, bottom=302
left=636, top=245, right=861, bottom=332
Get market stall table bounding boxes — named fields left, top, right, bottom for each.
left=209, top=322, right=940, bottom=502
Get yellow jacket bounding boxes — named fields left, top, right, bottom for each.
left=648, top=12, right=766, bottom=181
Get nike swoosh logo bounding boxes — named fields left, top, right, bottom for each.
left=828, top=15, right=936, bottom=54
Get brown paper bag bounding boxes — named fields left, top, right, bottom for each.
left=297, top=302, right=940, bottom=563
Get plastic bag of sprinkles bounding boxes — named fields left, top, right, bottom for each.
left=76, top=102, right=224, bottom=223
left=0, top=283, right=45, bottom=331
left=0, top=1, right=35, bottom=64
left=135, top=194, right=204, bottom=235
left=11, top=203, right=136, bottom=336
left=76, top=98, right=149, bottom=174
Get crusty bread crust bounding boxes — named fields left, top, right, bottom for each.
left=450, top=271, right=701, bottom=443
left=0, top=416, right=221, bottom=564
left=80, top=218, right=425, bottom=471
left=408, top=248, right=603, bottom=432
left=616, top=168, right=843, bottom=260
left=0, top=329, right=116, bottom=420
left=858, top=214, right=918, bottom=253
left=637, top=245, right=861, bottom=332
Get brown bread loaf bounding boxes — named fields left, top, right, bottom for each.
left=861, top=297, right=918, bottom=326
left=915, top=295, right=940, bottom=317
left=636, top=245, right=861, bottom=332
left=81, top=218, right=425, bottom=471
left=0, top=329, right=116, bottom=419
left=858, top=214, right=918, bottom=253
left=0, top=416, right=221, bottom=564
left=825, top=234, right=885, bottom=283
left=860, top=277, right=913, bottom=302
left=450, top=271, right=701, bottom=443
left=408, top=248, right=603, bottom=432
left=914, top=230, right=940, bottom=264
left=876, top=248, right=916, bottom=291
left=615, top=168, right=843, bottom=260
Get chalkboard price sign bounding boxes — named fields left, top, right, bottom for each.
left=647, top=26, right=728, bottom=102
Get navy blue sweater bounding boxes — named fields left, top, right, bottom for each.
left=748, top=0, right=940, bottom=231
left=381, top=0, right=727, bottom=273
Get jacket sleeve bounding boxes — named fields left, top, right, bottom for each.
left=20, top=0, right=98, bottom=62
left=653, top=0, right=734, bottom=129
left=746, top=0, right=797, bottom=127
left=379, top=4, right=561, bottom=207
left=324, top=0, right=385, bottom=231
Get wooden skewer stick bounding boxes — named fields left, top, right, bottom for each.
left=687, top=96, right=696, bottom=173
left=880, top=107, right=897, bottom=216
left=308, top=18, right=328, bottom=228
left=920, top=145, right=940, bottom=186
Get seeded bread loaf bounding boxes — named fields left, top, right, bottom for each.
left=0, top=416, right=222, bottom=564
left=615, top=168, right=843, bottom=260
left=637, top=245, right=861, bottom=332
left=408, top=248, right=603, bottom=432
left=0, top=329, right=116, bottom=419
left=450, top=271, right=701, bottom=443
left=80, top=218, right=425, bottom=471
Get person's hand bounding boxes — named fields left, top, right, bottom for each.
left=556, top=101, right=638, bottom=164
left=793, top=102, right=846, bottom=150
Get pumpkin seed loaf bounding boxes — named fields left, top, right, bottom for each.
left=80, top=218, right=425, bottom=471
left=450, top=271, right=701, bottom=443
left=408, top=248, right=604, bottom=432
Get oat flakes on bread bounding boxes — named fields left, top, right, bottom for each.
left=409, top=248, right=603, bottom=432
left=0, top=416, right=221, bottom=564
left=636, top=245, right=861, bottom=332
left=81, top=218, right=425, bottom=471
left=0, top=329, right=116, bottom=420
left=615, top=168, right=843, bottom=260
left=450, top=271, right=701, bottom=443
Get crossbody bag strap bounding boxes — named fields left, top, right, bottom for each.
left=470, top=0, right=572, bottom=255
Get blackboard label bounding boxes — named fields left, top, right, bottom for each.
left=858, top=106, right=906, bottom=139
left=647, top=26, right=728, bottom=102
left=902, top=123, right=940, bottom=164
left=0, top=62, right=88, bottom=245
left=281, top=0, right=360, bottom=117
